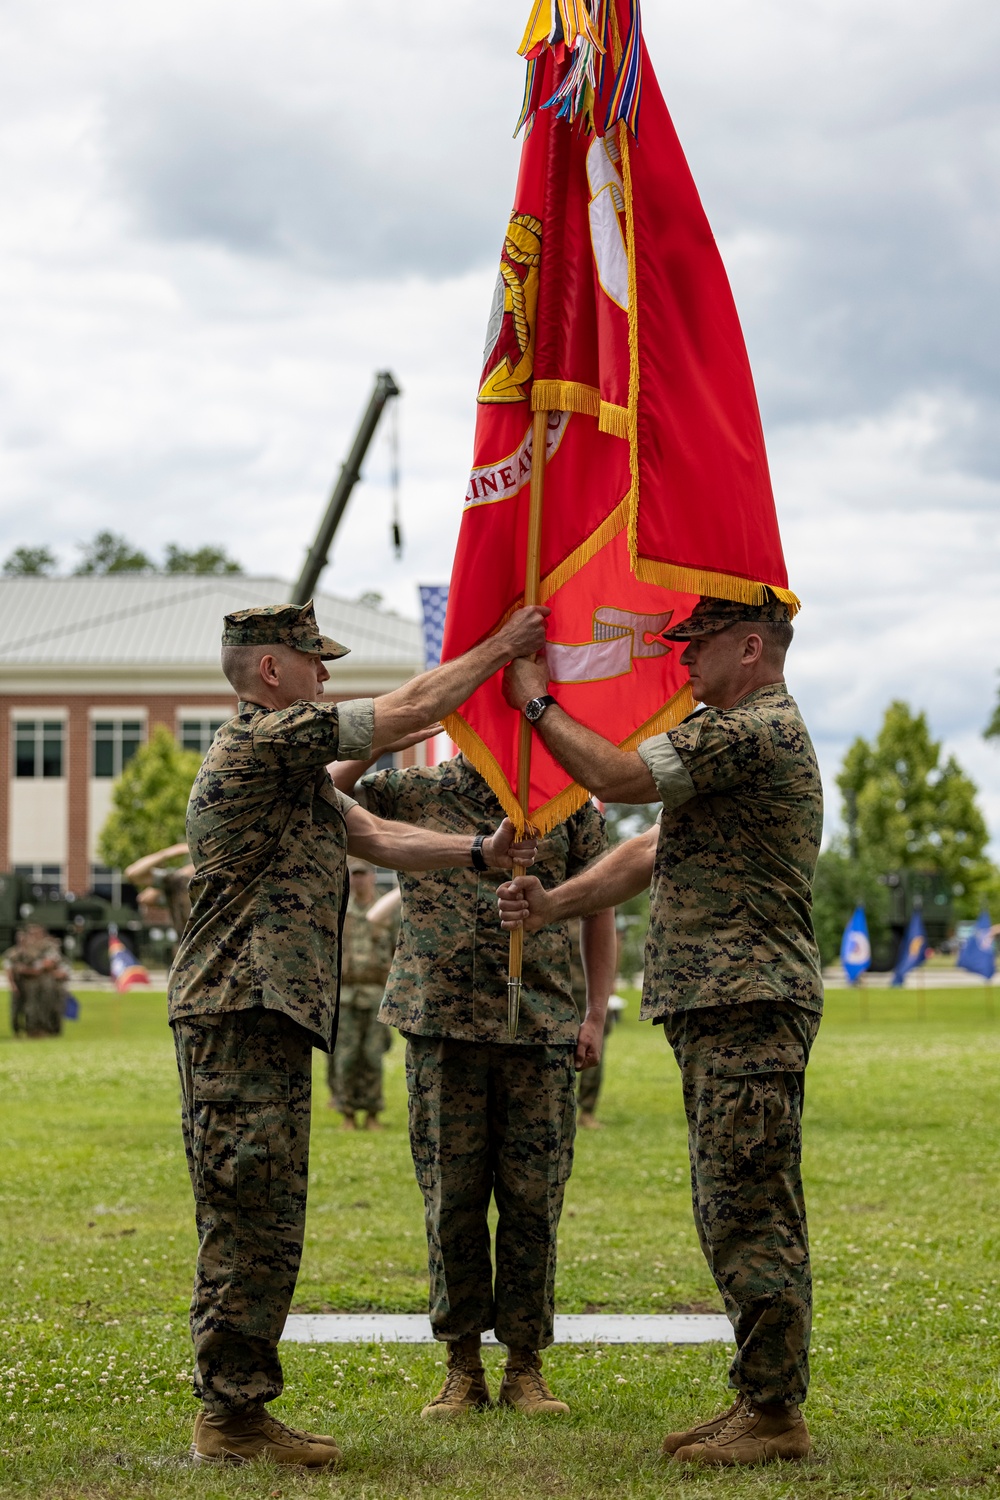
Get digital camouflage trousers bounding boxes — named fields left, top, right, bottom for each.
left=173, top=1008, right=313, bottom=1413
left=13, top=976, right=62, bottom=1036
left=326, top=1003, right=391, bottom=1115
left=405, top=1034, right=577, bottom=1351
left=664, top=999, right=821, bottom=1407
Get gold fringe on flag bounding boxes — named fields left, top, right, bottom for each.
left=444, top=681, right=695, bottom=839
left=598, top=401, right=629, bottom=438
left=529, top=384, right=629, bottom=442
left=539, top=497, right=628, bottom=600
left=531, top=380, right=600, bottom=417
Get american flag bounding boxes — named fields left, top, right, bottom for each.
left=419, top=585, right=449, bottom=670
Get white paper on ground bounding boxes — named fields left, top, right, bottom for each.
left=281, top=1313, right=733, bottom=1345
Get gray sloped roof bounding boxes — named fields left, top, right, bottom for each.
left=0, top=576, right=422, bottom=666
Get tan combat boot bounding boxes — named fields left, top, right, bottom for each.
left=674, top=1395, right=811, bottom=1465
left=661, top=1396, right=742, bottom=1455
left=497, top=1348, right=570, bottom=1416
left=420, top=1335, right=490, bottom=1419
left=190, top=1407, right=341, bottom=1466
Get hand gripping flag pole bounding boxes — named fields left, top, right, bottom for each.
left=507, top=407, right=550, bottom=1038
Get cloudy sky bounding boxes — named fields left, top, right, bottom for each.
left=1, top=0, right=998, bottom=843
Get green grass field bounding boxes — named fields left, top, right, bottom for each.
left=1, top=986, right=999, bottom=1498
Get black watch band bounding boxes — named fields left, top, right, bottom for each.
left=470, top=833, right=489, bottom=873
left=524, top=693, right=557, bottom=724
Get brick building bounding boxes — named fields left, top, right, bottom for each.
left=0, top=575, right=423, bottom=901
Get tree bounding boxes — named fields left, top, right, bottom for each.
left=2, top=545, right=58, bottom=576
left=163, top=544, right=243, bottom=575
left=837, top=701, right=995, bottom=914
left=97, top=727, right=201, bottom=873
left=4, top=533, right=245, bottom=577
left=74, top=530, right=153, bottom=575
left=811, top=847, right=894, bottom=968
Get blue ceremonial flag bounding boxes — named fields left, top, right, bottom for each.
left=840, top=905, right=872, bottom=985
left=957, top=908, right=996, bottom=980
left=419, top=585, right=449, bottom=670
left=891, top=910, right=927, bottom=987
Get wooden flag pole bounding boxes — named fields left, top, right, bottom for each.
left=507, top=406, right=550, bottom=1039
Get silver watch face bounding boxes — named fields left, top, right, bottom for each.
left=525, top=697, right=545, bottom=723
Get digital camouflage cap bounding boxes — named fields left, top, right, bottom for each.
left=661, top=594, right=793, bottom=642
left=221, top=601, right=349, bottom=660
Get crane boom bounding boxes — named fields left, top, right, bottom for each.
left=291, top=369, right=401, bottom=606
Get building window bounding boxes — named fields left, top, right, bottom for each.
left=89, top=865, right=137, bottom=906
left=13, top=863, right=63, bottom=898
left=14, top=720, right=64, bottom=778
left=92, top=720, right=143, bottom=778
left=180, top=718, right=227, bottom=755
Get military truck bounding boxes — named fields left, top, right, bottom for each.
left=873, top=869, right=954, bottom=971
left=0, top=872, right=152, bottom=976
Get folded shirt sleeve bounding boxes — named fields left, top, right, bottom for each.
left=638, top=733, right=697, bottom=813
left=248, top=697, right=375, bottom=768
left=333, top=699, right=375, bottom=760
left=641, top=707, right=775, bottom=809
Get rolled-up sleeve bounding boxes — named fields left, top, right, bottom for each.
left=638, top=733, right=697, bottom=813
left=334, top=698, right=375, bottom=760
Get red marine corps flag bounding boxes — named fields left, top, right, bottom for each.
left=442, top=0, right=798, bottom=836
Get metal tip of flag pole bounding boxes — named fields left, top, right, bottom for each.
left=507, top=976, right=522, bottom=1040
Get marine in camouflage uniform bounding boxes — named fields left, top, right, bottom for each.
left=126, top=843, right=194, bottom=949
left=326, top=861, right=396, bottom=1127
left=338, top=752, right=612, bottom=1416
left=168, top=597, right=548, bottom=1467
left=152, top=867, right=193, bottom=935
left=499, top=595, right=824, bottom=1465
left=4, top=924, right=68, bottom=1036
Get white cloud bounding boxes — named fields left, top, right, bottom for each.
left=774, top=393, right=1000, bottom=846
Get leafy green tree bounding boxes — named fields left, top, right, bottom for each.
left=811, top=847, right=894, bottom=968
left=810, top=701, right=1000, bottom=965
left=837, top=701, right=995, bottom=913
left=3, top=545, right=58, bottom=576
left=163, top=544, right=242, bottom=575
left=97, top=727, right=201, bottom=873
left=74, top=530, right=153, bottom=575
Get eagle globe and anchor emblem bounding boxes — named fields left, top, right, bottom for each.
left=477, top=213, right=542, bottom=404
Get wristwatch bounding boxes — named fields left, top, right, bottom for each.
left=470, top=833, right=489, bottom=872
left=523, top=694, right=557, bottom=724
